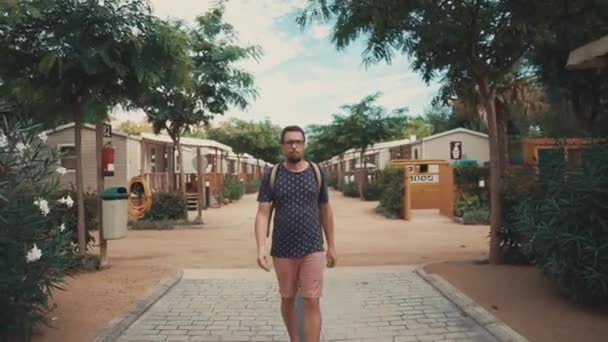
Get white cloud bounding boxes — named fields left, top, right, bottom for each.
left=111, top=1, right=439, bottom=130
left=150, top=0, right=305, bottom=74
left=310, top=25, right=331, bottom=40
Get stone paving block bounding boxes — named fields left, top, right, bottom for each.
left=116, top=267, right=501, bottom=342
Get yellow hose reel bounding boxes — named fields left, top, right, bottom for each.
left=127, top=176, right=152, bottom=221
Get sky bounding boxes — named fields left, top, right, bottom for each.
left=111, top=0, right=441, bottom=129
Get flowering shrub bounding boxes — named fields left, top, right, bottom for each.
left=0, top=118, right=76, bottom=341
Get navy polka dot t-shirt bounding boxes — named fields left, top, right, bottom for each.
left=257, top=163, right=329, bottom=259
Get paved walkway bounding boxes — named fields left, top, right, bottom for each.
left=117, top=266, right=497, bottom=342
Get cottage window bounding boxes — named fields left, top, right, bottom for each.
left=58, top=145, right=76, bottom=171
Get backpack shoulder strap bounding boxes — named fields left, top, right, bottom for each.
left=269, top=163, right=280, bottom=194
left=309, top=161, right=322, bottom=193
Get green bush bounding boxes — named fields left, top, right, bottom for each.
left=513, top=144, right=608, bottom=306
left=129, top=219, right=200, bottom=230
left=454, top=193, right=482, bottom=217
left=341, top=181, right=359, bottom=198
left=376, top=167, right=404, bottom=219
left=1, top=119, right=76, bottom=341
left=362, top=182, right=381, bottom=201
left=328, top=175, right=338, bottom=189
left=245, top=179, right=260, bottom=194
left=146, top=192, right=187, bottom=221
left=499, top=165, right=540, bottom=264
left=223, top=176, right=243, bottom=201
left=49, top=188, right=97, bottom=253
left=462, top=208, right=489, bottom=225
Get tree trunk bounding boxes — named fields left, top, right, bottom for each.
left=73, top=102, right=86, bottom=259
left=479, top=79, right=503, bottom=265
left=176, top=138, right=185, bottom=195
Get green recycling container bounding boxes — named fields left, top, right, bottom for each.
left=101, top=187, right=128, bottom=240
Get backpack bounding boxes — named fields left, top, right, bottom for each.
left=266, top=161, right=322, bottom=237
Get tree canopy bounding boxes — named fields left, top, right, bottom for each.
left=297, top=0, right=555, bottom=263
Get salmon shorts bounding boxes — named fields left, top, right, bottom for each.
left=273, top=252, right=326, bottom=299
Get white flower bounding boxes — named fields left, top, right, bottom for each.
left=26, top=244, right=42, bottom=263
left=33, top=198, right=50, bottom=216
left=59, top=223, right=66, bottom=232
left=56, top=167, right=67, bottom=175
left=37, top=132, right=48, bottom=143
left=16, top=142, right=27, bottom=154
left=58, top=195, right=74, bottom=208
left=0, top=134, right=7, bottom=148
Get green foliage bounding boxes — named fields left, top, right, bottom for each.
left=527, top=0, right=608, bottom=136
left=333, top=92, right=408, bottom=155
left=362, top=183, right=381, bottom=201
left=245, top=179, right=260, bottom=194
left=423, top=104, right=488, bottom=135
left=146, top=192, right=187, bottom=221
left=499, top=165, right=540, bottom=264
left=129, top=219, right=199, bottom=230
left=455, top=194, right=483, bottom=218
left=207, top=118, right=279, bottom=164
left=453, top=167, right=489, bottom=217
left=376, top=168, right=404, bottom=219
left=222, top=176, right=243, bottom=201
left=0, top=0, right=183, bottom=122
left=341, top=181, right=359, bottom=198
left=512, top=145, right=608, bottom=305
left=327, top=176, right=339, bottom=190
left=0, top=118, right=76, bottom=341
left=116, top=120, right=152, bottom=136
left=462, top=208, right=490, bottom=225
left=49, top=189, right=97, bottom=253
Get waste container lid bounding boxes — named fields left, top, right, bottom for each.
left=101, top=187, right=128, bottom=200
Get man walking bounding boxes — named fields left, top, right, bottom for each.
left=254, top=125, right=337, bottom=342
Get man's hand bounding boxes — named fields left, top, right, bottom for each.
left=326, top=246, right=337, bottom=268
left=257, top=250, right=271, bottom=272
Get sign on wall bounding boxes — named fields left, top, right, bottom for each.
left=103, top=123, right=112, bottom=138
left=450, top=141, right=462, bottom=159
left=410, top=174, right=439, bottom=183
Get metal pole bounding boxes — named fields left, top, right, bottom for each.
left=295, top=290, right=307, bottom=342
left=95, top=122, right=108, bottom=267
left=196, top=147, right=204, bottom=221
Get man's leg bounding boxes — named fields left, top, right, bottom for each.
left=273, top=257, right=301, bottom=342
left=299, top=252, right=326, bottom=342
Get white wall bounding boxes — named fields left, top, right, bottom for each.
left=422, top=132, right=489, bottom=164
left=126, top=138, right=141, bottom=180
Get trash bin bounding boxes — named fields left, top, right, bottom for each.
left=101, top=187, right=128, bottom=240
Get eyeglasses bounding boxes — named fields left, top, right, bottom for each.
left=282, top=140, right=305, bottom=148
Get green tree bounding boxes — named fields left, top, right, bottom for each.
left=249, top=119, right=282, bottom=166
left=141, top=6, right=260, bottom=193
left=528, top=0, right=608, bottom=135
left=297, top=0, right=553, bottom=263
left=400, top=116, right=432, bottom=140
left=424, top=104, right=488, bottom=135
left=332, top=92, right=407, bottom=199
left=206, top=118, right=258, bottom=175
left=116, top=120, right=153, bottom=135
left=0, top=0, right=183, bottom=258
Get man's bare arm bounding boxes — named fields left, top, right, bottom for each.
left=320, top=203, right=335, bottom=249
left=255, top=202, right=272, bottom=254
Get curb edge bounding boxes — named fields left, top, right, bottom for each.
left=91, top=268, right=184, bottom=342
left=415, top=266, right=529, bottom=342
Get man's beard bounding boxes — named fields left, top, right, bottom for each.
left=286, top=156, right=302, bottom=164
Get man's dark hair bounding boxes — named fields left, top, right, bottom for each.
left=280, top=125, right=306, bottom=143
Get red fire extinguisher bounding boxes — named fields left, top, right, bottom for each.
left=102, top=142, right=115, bottom=177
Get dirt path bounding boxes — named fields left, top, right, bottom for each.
left=33, top=190, right=490, bottom=342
